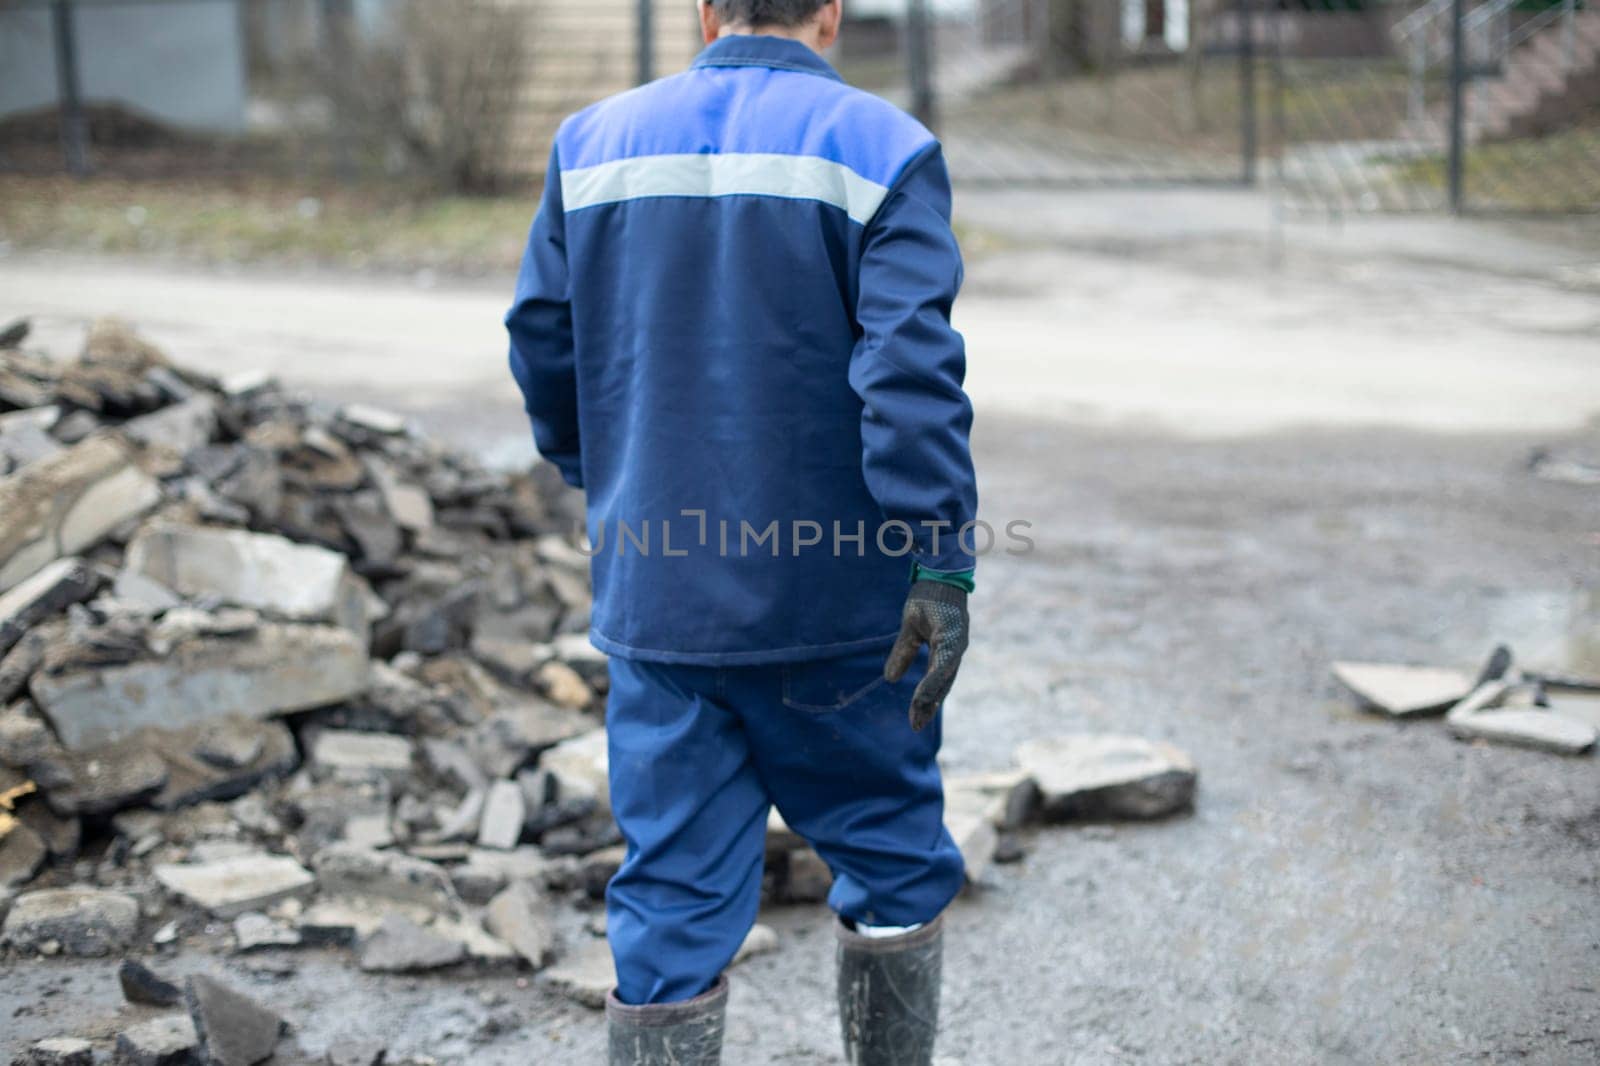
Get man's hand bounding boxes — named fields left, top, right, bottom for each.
left=884, top=580, right=970, bottom=731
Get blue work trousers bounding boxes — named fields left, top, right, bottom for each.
left=604, top=646, right=965, bottom=1005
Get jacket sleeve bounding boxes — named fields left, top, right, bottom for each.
left=848, top=143, right=978, bottom=575
left=506, top=144, right=582, bottom=488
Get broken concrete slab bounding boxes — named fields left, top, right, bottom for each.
left=153, top=852, right=315, bottom=918
left=483, top=879, right=556, bottom=969
left=123, top=525, right=368, bottom=633
left=120, top=958, right=183, bottom=1006
left=15, top=1037, right=94, bottom=1066
left=358, top=912, right=467, bottom=972
left=0, top=435, right=162, bottom=594
left=1447, top=708, right=1598, bottom=755
left=115, top=1014, right=198, bottom=1066
left=543, top=935, right=613, bottom=1009
left=429, top=911, right=517, bottom=968
left=186, top=973, right=286, bottom=1066
left=1332, top=661, right=1475, bottom=718
left=477, top=780, right=525, bottom=851
left=309, top=730, right=413, bottom=779
left=1, top=885, right=140, bottom=955
left=1016, top=735, right=1199, bottom=820
left=31, top=623, right=369, bottom=750
left=311, top=844, right=458, bottom=913
left=0, top=557, right=98, bottom=659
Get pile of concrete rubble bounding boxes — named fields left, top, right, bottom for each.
left=1, top=319, right=1199, bottom=1065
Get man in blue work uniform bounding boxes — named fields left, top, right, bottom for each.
left=506, top=1, right=977, bottom=1062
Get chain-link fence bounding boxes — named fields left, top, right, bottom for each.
left=2, top=0, right=1595, bottom=211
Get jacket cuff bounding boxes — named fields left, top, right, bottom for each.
left=910, top=561, right=975, bottom=594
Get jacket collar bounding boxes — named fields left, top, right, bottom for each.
left=691, top=34, right=844, bottom=83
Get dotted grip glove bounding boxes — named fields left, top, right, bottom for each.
left=884, top=580, right=970, bottom=731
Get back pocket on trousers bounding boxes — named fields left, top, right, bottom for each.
left=781, top=661, right=888, bottom=713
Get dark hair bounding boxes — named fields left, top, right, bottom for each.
left=710, top=0, right=830, bottom=28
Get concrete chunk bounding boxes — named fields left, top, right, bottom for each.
left=0, top=557, right=98, bottom=658
left=115, top=1014, right=198, bottom=1066
left=17, top=1036, right=93, bottom=1066
left=1017, top=734, right=1198, bottom=820
left=1448, top=707, right=1598, bottom=755
left=477, top=779, right=525, bottom=850
left=538, top=728, right=609, bottom=811
left=310, top=729, right=413, bottom=778
left=1332, top=661, right=1474, bottom=718
left=311, top=844, right=458, bottom=913
left=186, top=973, right=285, bottom=1066
left=483, top=879, right=556, bottom=969
left=1, top=886, right=140, bottom=955
left=31, top=623, right=369, bottom=750
left=123, top=525, right=367, bottom=631
left=153, top=852, right=315, bottom=918
left=358, top=912, right=466, bottom=972
left=0, top=436, right=161, bottom=594
left=544, top=935, right=613, bottom=1009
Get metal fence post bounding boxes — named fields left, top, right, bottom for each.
left=636, top=0, right=655, bottom=85
left=1447, top=0, right=1466, bottom=213
left=907, top=0, right=937, bottom=131
left=50, top=0, right=90, bottom=178
left=1237, top=0, right=1256, bottom=185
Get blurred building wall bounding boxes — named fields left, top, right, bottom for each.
left=0, top=0, right=249, bottom=133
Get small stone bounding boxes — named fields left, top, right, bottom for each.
left=578, top=843, right=625, bottom=901
left=153, top=853, right=315, bottom=918
left=186, top=973, right=285, bottom=1066
left=358, top=912, right=466, bottom=973
left=1017, top=735, right=1198, bottom=820
left=340, top=404, right=408, bottom=436
left=783, top=847, right=833, bottom=902
left=483, top=880, right=556, bottom=969
left=115, top=1014, right=198, bottom=1066
left=17, top=1036, right=93, bottom=1066
left=945, top=810, right=999, bottom=884
left=433, top=787, right=485, bottom=844
left=119, top=958, right=183, bottom=1006
left=311, top=844, right=458, bottom=912
left=477, top=780, right=525, bottom=851
left=1332, top=661, right=1475, bottom=718
left=732, top=923, right=779, bottom=965
left=324, top=1039, right=388, bottom=1066
left=233, top=911, right=301, bottom=951
left=193, top=722, right=265, bottom=770
left=310, top=730, right=413, bottom=779
left=535, top=660, right=591, bottom=710
left=538, top=728, right=609, bottom=811
left=544, top=935, right=614, bottom=1009
left=994, top=833, right=1026, bottom=864
left=1447, top=707, right=1598, bottom=755
left=1, top=886, right=139, bottom=955
left=0, top=819, right=48, bottom=888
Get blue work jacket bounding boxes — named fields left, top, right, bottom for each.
left=506, top=34, right=977, bottom=665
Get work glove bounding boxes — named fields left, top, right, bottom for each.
left=884, top=580, right=970, bottom=731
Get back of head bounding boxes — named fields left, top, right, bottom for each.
left=709, top=0, right=830, bottom=28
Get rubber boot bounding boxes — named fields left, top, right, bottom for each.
left=836, top=913, right=944, bottom=1066
left=606, top=975, right=728, bottom=1066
